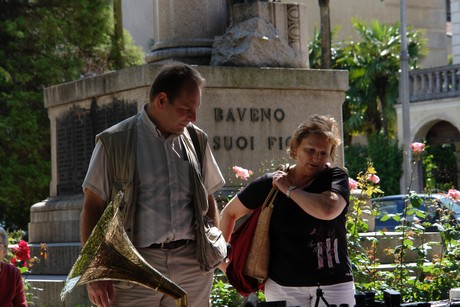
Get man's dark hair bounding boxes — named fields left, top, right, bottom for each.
left=149, top=63, right=205, bottom=103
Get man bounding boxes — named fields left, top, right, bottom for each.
left=81, top=63, right=225, bottom=307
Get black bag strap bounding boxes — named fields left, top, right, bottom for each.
left=186, top=125, right=203, bottom=174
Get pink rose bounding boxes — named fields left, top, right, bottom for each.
left=410, top=142, right=425, bottom=154
left=367, top=174, right=380, bottom=184
left=348, top=178, right=358, bottom=191
left=448, top=189, right=460, bottom=201
left=232, top=166, right=253, bottom=181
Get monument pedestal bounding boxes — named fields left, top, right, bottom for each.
left=145, top=0, right=228, bottom=65
left=29, top=195, right=83, bottom=243
left=27, top=195, right=91, bottom=306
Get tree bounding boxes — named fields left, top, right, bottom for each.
left=336, top=19, right=427, bottom=143
left=318, top=0, right=331, bottom=68
left=0, top=0, right=144, bottom=231
left=310, top=18, right=426, bottom=144
left=309, top=25, right=342, bottom=70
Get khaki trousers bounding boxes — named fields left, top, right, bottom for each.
left=111, top=242, right=213, bottom=307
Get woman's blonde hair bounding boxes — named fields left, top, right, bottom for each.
left=287, top=114, right=342, bottom=162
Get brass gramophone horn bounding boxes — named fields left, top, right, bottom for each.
left=60, top=191, right=188, bottom=307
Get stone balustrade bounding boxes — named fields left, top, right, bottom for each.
left=408, top=64, right=460, bottom=102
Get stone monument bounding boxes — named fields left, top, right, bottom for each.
left=26, top=1, right=348, bottom=305
left=145, top=0, right=229, bottom=65
left=212, top=1, right=309, bottom=68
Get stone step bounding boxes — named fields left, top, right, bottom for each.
left=358, top=231, right=443, bottom=264
left=376, top=262, right=433, bottom=271
left=29, top=195, right=83, bottom=243
left=29, top=242, right=81, bottom=275
left=25, top=275, right=91, bottom=307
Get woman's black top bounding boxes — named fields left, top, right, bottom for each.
left=237, top=166, right=353, bottom=286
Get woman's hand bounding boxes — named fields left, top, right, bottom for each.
left=272, top=170, right=292, bottom=195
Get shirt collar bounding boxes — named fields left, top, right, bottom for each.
left=141, top=104, right=181, bottom=140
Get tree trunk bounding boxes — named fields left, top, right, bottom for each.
left=318, top=0, right=331, bottom=69
left=376, top=76, right=389, bottom=137
left=113, top=0, right=124, bottom=68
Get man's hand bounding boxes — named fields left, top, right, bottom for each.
left=87, top=281, right=114, bottom=307
left=218, top=258, right=229, bottom=274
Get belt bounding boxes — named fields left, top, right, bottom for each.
left=149, top=239, right=191, bottom=250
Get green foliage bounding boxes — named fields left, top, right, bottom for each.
left=0, top=1, right=144, bottom=230
left=367, top=134, right=403, bottom=195
left=0, top=94, right=50, bottom=230
left=378, top=190, right=460, bottom=302
left=346, top=150, right=460, bottom=303
left=309, top=19, right=427, bottom=143
left=425, top=144, right=457, bottom=191
left=119, top=30, right=145, bottom=68
left=344, top=144, right=368, bottom=179
left=422, top=146, right=437, bottom=191
left=308, top=25, right=342, bottom=69
left=211, top=273, right=266, bottom=307
left=349, top=161, right=384, bottom=229
left=345, top=134, right=403, bottom=195
left=308, top=27, right=322, bottom=69
left=337, top=19, right=426, bottom=140
left=347, top=161, right=384, bottom=290
left=211, top=275, right=245, bottom=307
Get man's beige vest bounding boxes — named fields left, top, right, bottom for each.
left=97, top=114, right=209, bottom=240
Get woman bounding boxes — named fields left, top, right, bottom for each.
left=0, top=227, right=28, bottom=307
left=219, top=115, right=355, bottom=307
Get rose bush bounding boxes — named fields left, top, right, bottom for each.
left=410, top=142, right=425, bottom=155
left=447, top=189, right=460, bottom=201
left=5, top=233, right=47, bottom=304
left=11, top=240, right=31, bottom=267
left=347, top=142, right=460, bottom=303
left=232, top=166, right=253, bottom=181
left=348, top=178, right=358, bottom=191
